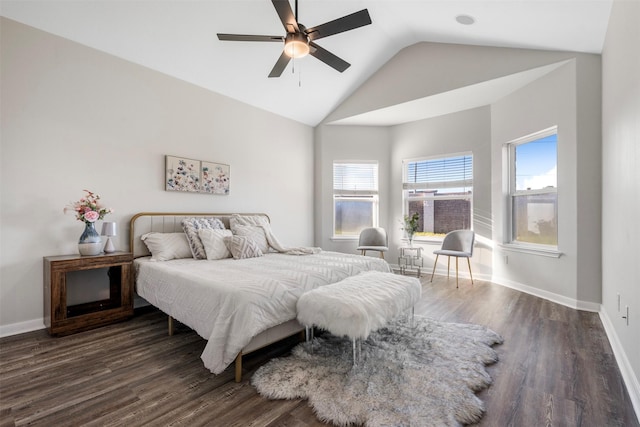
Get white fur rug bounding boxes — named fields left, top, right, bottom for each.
left=251, top=316, right=503, bottom=427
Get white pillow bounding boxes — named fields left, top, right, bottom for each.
left=232, top=224, right=269, bottom=253
left=141, top=232, right=192, bottom=261
left=230, top=214, right=269, bottom=228
left=224, top=235, right=263, bottom=259
left=181, top=217, right=226, bottom=260
left=198, top=229, right=233, bottom=260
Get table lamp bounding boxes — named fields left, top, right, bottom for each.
left=101, top=222, right=117, bottom=253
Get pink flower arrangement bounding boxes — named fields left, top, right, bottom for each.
left=64, top=190, right=113, bottom=224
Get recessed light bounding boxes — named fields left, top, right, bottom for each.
left=455, top=14, right=476, bottom=25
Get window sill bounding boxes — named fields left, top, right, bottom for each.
left=401, top=238, right=442, bottom=245
left=499, top=243, right=562, bottom=258
left=331, top=236, right=359, bottom=242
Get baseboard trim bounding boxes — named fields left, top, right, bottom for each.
left=489, top=275, right=600, bottom=312
left=599, top=307, right=640, bottom=420
left=0, top=318, right=45, bottom=338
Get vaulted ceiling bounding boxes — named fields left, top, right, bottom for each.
left=0, top=1, right=613, bottom=126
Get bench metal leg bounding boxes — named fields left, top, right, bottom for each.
left=352, top=338, right=357, bottom=366
left=305, top=325, right=314, bottom=354
left=352, top=338, right=362, bottom=366
left=411, top=306, right=415, bottom=328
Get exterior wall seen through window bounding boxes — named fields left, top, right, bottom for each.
left=403, top=154, right=473, bottom=239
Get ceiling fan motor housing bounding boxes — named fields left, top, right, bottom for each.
left=284, top=32, right=310, bottom=58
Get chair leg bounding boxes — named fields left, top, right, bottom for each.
left=361, top=250, right=366, bottom=256
left=430, top=254, right=439, bottom=282
left=447, top=256, right=451, bottom=278
left=455, top=257, right=459, bottom=289
left=467, top=257, right=474, bottom=284
left=380, top=252, right=384, bottom=259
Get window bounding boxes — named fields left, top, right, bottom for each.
left=402, top=153, right=473, bottom=239
left=507, top=127, right=558, bottom=248
left=333, top=161, right=378, bottom=237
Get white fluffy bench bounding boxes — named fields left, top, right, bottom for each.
left=296, top=271, right=422, bottom=364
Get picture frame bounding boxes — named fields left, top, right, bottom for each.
left=201, top=161, right=230, bottom=195
left=165, top=155, right=230, bottom=195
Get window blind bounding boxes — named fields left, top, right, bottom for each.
left=403, top=155, right=473, bottom=193
left=333, top=162, right=378, bottom=196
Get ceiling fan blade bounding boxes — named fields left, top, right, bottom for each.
left=272, top=0, right=299, bottom=33
left=268, top=50, right=292, bottom=78
left=217, top=34, right=284, bottom=42
left=306, top=9, right=371, bottom=41
left=308, top=42, right=350, bottom=73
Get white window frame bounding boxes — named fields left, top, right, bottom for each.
left=402, top=152, right=473, bottom=242
left=332, top=161, right=379, bottom=239
left=503, top=126, right=561, bottom=257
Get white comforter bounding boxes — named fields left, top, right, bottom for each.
left=135, top=251, right=390, bottom=373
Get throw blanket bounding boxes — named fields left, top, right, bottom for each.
left=231, top=214, right=321, bottom=255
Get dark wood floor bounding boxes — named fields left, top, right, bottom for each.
left=1, top=276, right=638, bottom=427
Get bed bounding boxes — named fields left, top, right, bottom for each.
left=130, top=212, right=391, bottom=381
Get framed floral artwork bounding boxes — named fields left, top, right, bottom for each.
left=165, top=155, right=230, bottom=195
left=201, top=161, right=230, bottom=195
left=166, top=156, right=201, bottom=192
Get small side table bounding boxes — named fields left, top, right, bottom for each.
left=399, top=247, right=423, bottom=277
left=43, top=251, right=134, bottom=336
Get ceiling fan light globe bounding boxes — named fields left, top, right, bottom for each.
left=284, top=33, right=310, bottom=58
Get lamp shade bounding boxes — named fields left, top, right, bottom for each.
left=101, top=222, right=117, bottom=236
left=284, top=33, right=309, bottom=58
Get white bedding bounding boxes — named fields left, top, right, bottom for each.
left=135, top=251, right=391, bottom=374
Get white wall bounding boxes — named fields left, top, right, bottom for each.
left=318, top=41, right=602, bottom=308
left=323, top=42, right=588, bottom=125
left=313, top=124, right=390, bottom=253
left=389, top=107, right=492, bottom=272
left=601, top=0, right=640, bottom=410
left=490, top=62, right=582, bottom=302
left=0, top=18, right=314, bottom=335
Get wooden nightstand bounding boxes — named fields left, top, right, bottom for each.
left=43, top=251, right=134, bottom=336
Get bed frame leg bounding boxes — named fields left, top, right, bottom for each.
left=235, top=353, right=243, bottom=383
left=168, top=316, right=174, bottom=336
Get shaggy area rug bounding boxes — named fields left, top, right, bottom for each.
left=251, top=316, right=503, bottom=427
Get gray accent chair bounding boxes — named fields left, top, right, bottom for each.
left=356, top=227, right=389, bottom=259
left=430, top=230, right=475, bottom=288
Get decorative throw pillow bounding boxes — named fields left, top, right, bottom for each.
left=198, top=229, right=233, bottom=260
left=181, top=217, right=226, bottom=259
left=224, top=235, right=263, bottom=259
left=229, top=214, right=270, bottom=228
left=141, top=232, right=192, bottom=261
left=232, top=225, right=269, bottom=253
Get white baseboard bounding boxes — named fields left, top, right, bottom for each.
left=489, top=275, right=601, bottom=312
left=0, top=298, right=151, bottom=339
left=599, top=307, right=640, bottom=420
left=0, top=318, right=45, bottom=338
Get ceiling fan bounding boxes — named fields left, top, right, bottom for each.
left=217, top=0, right=372, bottom=78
